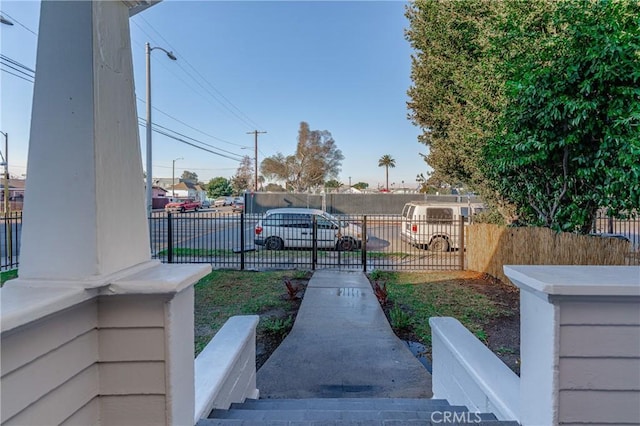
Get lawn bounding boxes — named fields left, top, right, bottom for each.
left=0, top=269, right=18, bottom=286
left=367, top=270, right=520, bottom=373
left=193, top=269, right=310, bottom=359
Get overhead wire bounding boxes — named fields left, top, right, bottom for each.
left=3, top=7, right=262, bottom=166
left=131, top=17, right=263, bottom=132
left=0, top=54, right=35, bottom=82
left=1, top=68, right=34, bottom=83
left=0, top=11, right=38, bottom=36
left=150, top=121, right=246, bottom=158
left=135, top=97, right=248, bottom=148
left=139, top=14, right=263, bottom=131
left=138, top=120, right=244, bottom=161
left=1, top=54, right=35, bottom=73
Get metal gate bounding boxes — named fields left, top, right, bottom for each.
left=149, top=212, right=465, bottom=272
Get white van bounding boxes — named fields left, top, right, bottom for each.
left=254, top=208, right=365, bottom=251
left=400, top=201, right=485, bottom=251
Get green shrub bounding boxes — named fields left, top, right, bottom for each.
left=389, top=306, right=412, bottom=330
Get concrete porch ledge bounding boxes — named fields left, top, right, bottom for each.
left=194, top=315, right=260, bottom=423
left=0, top=263, right=210, bottom=334
left=430, top=317, right=519, bottom=422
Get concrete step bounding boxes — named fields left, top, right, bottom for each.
left=207, top=408, right=499, bottom=422
left=230, top=398, right=453, bottom=411
left=198, top=419, right=518, bottom=426
left=198, top=398, right=520, bottom=425
left=196, top=419, right=496, bottom=426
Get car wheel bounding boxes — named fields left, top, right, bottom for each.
left=265, top=237, right=284, bottom=250
left=429, top=236, right=450, bottom=252
left=195, top=206, right=199, bottom=212
left=180, top=207, right=185, bottom=213
left=337, top=237, right=355, bottom=251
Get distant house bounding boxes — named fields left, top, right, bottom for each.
left=169, top=180, right=207, bottom=201
left=0, top=178, right=26, bottom=210
left=152, top=186, right=168, bottom=198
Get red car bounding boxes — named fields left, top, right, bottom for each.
left=164, top=199, right=201, bottom=213
left=231, top=197, right=245, bottom=213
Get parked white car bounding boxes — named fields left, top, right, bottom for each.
left=254, top=208, right=366, bottom=251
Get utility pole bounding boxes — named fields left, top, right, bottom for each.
left=0, top=131, right=8, bottom=215
left=247, top=130, right=266, bottom=192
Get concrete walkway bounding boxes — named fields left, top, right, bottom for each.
left=257, top=270, right=432, bottom=399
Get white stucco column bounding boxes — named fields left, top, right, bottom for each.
left=20, top=0, right=151, bottom=282
left=504, top=265, right=640, bottom=426
left=0, top=2, right=212, bottom=425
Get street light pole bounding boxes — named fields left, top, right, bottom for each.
left=172, top=157, right=183, bottom=198
left=145, top=42, right=177, bottom=216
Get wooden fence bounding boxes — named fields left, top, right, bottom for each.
left=467, top=224, right=636, bottom=284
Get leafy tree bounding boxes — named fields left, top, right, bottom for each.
left=377, top=154, right=396, bottom=191
left=405, top=0, right=505, bottom=200
left=264, top=183, right=286, bottom=192
left=206, top=177, right=232, bottom=199
left=324, top=179, right=342, bottom=191
left=230, top=156, right=254, bottom=195
left=260, top=122, right=344, bottom=192
left=353, top=182, right=369, bottom=190
left=485, top=0, right=640, bottom=232
left=181, top=170, right=198, bottom=183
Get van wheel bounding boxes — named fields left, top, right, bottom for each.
left=265, top=237, right=284, bottom=250
left=429, top=236, right=450, bottom=252
left=337, top=237, right=355, bottom=251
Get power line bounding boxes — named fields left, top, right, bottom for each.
left=138, top=121, right=244, bottom=161
left=135, top=97, right=247, bottom=148
left=0, top=54, right=35, bottom=83
left=1, top=68, right=33, bottom=83
left=135, top=16, right=262, bottom=130
left=150, top=121, right=246, bottom=159
left=131, top=18, right=263, bottom=131
left=0, top=54, right=35, bottom=73
left=0, top=11, right=37, bottom=36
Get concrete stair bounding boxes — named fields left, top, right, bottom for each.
left=197, top=398, right=520, bottom=425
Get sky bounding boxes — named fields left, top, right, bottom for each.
left=1, top=0, right=430, bottom=190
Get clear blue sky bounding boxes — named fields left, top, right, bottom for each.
left=1, top=0, right=430, bottom=190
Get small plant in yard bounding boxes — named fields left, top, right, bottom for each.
left=389, top=306, right=412, bottom=330
left=373, top=280, right=388, bottom=305
left=284, top=278, right=300, bottom=300
left=261, top=316, right=293, bottom=339
left=368, top=269, right=384, bottom=281
left=291, top=270, right=310, bottom=280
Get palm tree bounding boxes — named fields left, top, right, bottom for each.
left=378, top=155, right=396, bottom=191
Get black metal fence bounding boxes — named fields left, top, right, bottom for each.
left=148, top=211, right=466, bottom=271
left=3, top=209, right=639, bottom=272
left=1, top=212, right=21, bottom=272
